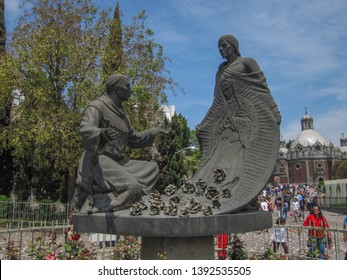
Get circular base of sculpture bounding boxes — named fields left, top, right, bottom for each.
left=72, top=210, right=272, bottom=237
left=141, top=236, right=214, bottom=260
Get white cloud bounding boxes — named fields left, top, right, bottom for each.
left=315, top=106, right=347, bottom=140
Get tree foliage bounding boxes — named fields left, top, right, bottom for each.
left=122, top=11, right=178, bottom=131
left=104, top=8, right=181, bottom=160
left=0, top=56, right=15, bottom=196
left=333, top=160, right=347, bottom=179
left=184, top=129, right=201, bottom=178
left=0, top=1, right=180, bottom=200
left=1, top=0, right=111, bottom=199
left=285, top=139, right=293, bottom=149
left=102, top=2, right=124, bottom=81
left=156, top=114, right=191, bottom=192
left=0, top=0, right=14, bottom=196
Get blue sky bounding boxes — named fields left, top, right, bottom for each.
left=4, top=0, right=347, bottom=147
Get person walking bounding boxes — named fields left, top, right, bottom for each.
left=260, top=197, right=269, bottom=211
left=281, top=200, right=288, bottom=221
left=283, top=190, right=292, bottom=211
left=274, top=195, right=283, bottom=218
left=266, top=196, right=274, bottom=212
left=292, top=196, right=301, bottom=223
left=305, top=194, right=312, bottom=212
left=302, top=206, right=331, bottom=259
left=270, top=218, right=289, bottom=255
left=299, top=192, right=306, bottom=220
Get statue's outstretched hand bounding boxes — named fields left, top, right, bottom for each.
left=153, top=128, right=169, bottom=136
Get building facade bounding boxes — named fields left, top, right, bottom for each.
left=274, top=111, right=346, bottom=185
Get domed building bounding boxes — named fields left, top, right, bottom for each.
left=273, top=110, right=346, bottom=185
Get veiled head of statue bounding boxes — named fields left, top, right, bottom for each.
left=106, top=74, right=131, bottom=94
left=218, top=35, right=241, bottom=56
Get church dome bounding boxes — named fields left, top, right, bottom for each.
left=292, top=129, right=329, bottom=147
left=292, top=110, right=330, bottom=147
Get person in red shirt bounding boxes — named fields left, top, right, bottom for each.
left=302, top=205, right=331, bottom=259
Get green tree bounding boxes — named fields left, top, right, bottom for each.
left=333, top=160, right=347, bottom=179
left=122, top=11, right=179, bottom=129
left=285, top=139, right=293, bottom=149
left=156, top=114, right=191, bottom=192
left=184, top=129, right=201, bottom=178
left=1, top=0, right=111, bottom=200
left=102, top=1, right=125, bottom=81
left=0, top=57, right=15, bottom=197
left=110, top=8, right=181, bottom=160
left=101, top=4, right=180, bottom=161
left=0, top=0, right=14, bottom=196
left=1, top=1, right=180, bottom=200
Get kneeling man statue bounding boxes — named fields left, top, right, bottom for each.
left=71, top=74, right=167, bottom=214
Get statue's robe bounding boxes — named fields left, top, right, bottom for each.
left=71, top=94, right=159, bottom=213
left=191, top=63, right=280, bottom=214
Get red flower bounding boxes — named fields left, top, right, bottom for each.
left=45, top=253, right=56, bottom=260
left=68, top=228, right=81, bottom=241
left=69, top=232, right=81, bottom=241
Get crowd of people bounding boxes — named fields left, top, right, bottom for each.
left=258, top=183, right=344, bottom=259
left=258, top=183, right=320, bottom=222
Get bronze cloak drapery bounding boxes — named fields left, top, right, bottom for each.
left=192, top=67, right=280, bottom=214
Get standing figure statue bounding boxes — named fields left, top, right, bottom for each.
left=192, top=34, right=281, bottom=214
left=71, top=74, right=167, bottom=214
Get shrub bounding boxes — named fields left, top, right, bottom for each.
left=110, top=236, right=141, bottom=260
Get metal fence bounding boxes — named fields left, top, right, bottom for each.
left=0, top=222, right=346, bottom=260
left=0, top=200, right=69, bottom=225
left=318, top=196, right=347, bottom=209
left=0, top=200, right=346, bottom=260
left=0, top=223, right=118, bottom=260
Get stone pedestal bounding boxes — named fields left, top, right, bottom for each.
left=141, top=236, right=214, bottom=260
left=73, top=211, right=272, bottom=260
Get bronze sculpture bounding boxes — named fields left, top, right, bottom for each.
left=190, top=34, right=281, bottom=213
left=72, top=35, right=280, bottom=216
left=71, top=74, right=167, bottom=214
